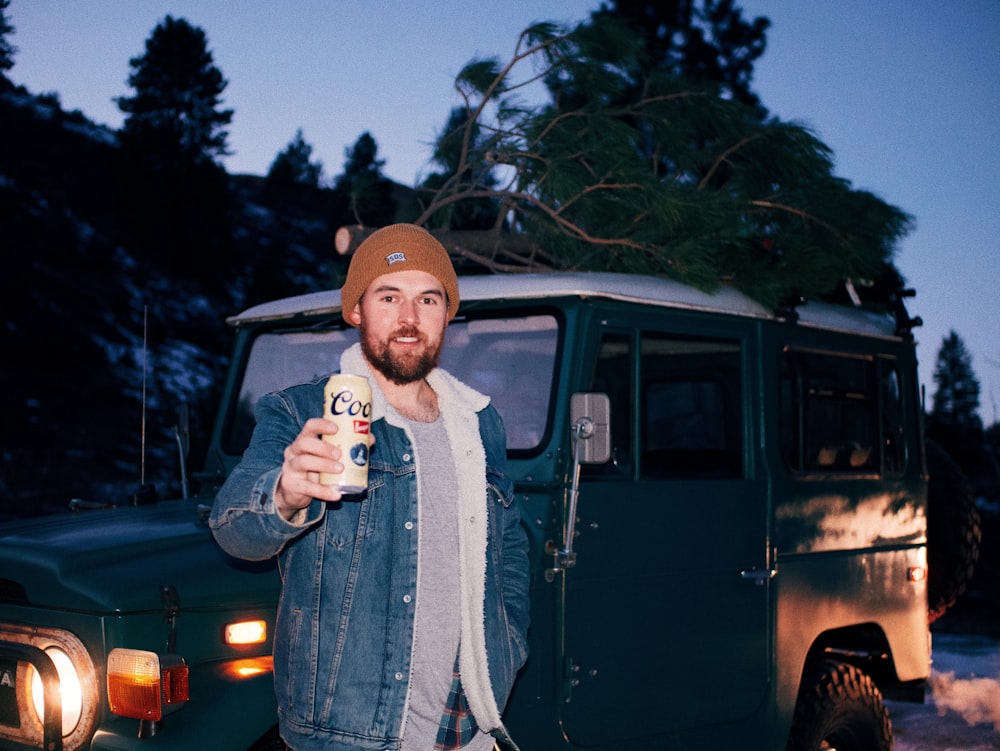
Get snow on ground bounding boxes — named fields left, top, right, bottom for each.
left=888, top=633, right=1000, bottom=750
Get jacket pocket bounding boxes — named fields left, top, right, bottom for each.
left=277, top=606, right=306, bottom=712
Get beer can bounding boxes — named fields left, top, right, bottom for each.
left=320, top=374, right=372, bottom=494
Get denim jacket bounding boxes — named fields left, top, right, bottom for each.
left=210, top=344, right=530, bottom=751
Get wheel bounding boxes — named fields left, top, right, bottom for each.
left=786, top=660, right=892, bottom=751
left=925, top=440, right=982, bottom=623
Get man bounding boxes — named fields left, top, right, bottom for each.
left=210, top=224, right=530, bottom=751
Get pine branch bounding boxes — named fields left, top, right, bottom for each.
left=749, top=199, right=845, bottom=239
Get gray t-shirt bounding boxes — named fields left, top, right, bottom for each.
left=400, top=415, right=493, bottom=751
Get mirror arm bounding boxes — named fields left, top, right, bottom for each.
left=546, top=416, right=594, bottom=580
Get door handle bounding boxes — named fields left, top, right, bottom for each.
left=740, top=566, right=777, bottom=585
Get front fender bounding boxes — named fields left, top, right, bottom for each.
left=91, top=657, right=278, bottom=750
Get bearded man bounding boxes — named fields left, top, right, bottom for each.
left=210, top=224, right=530, bottom=751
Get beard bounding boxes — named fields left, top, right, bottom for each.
left=360, top=322, right=443, bottom=385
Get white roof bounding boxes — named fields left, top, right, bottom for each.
left=228, top=271, right=899, bottom=339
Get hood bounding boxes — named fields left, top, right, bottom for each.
left=0, top=500, right=279, bottom=613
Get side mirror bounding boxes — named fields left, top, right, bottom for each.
left=569, top=392, right=611, bottom=464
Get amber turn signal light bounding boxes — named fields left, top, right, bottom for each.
left=224, top=619, right=267, bottom=646
left=107, top=649, right=189, bottom=721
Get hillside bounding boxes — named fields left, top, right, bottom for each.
left=0, top=83, right=402, bottom=517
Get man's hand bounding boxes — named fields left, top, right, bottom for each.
left=274, top=417, right=347, bottom=520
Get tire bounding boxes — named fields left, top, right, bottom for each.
left=925, top=440, right=982, bottom=623
left=786, top=660, right=892, bottom=751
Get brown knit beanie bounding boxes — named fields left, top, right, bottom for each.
left=340, top=224, right=460, bottom=326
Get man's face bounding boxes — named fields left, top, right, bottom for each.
left=351, top=269, right=449, bottom=385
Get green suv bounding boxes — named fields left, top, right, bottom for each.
left=0, top=271, right=938, bottom=750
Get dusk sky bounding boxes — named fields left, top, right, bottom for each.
left=8, top=1, right=999, bottom=420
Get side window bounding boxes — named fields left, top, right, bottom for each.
left=440, top=314, right=560, bottom=452
left=880, top=359, right=906, bottom=474
left=225, top=329, right=358, bottom=455
left=227, top=314, right=560, bottom=458
left=585, top=328, right=743, bottom=480
left=781, top=350, right=878, bottom=473
left=640, top=333, right=743, bottom=479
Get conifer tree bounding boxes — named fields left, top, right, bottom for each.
left=419, top=107, right=501, bottom=230
left=266, top=129, right=323, bottom=191
left=592, top=0, right=770, bottom=113
left=417, top=17, right=912, bottom=309
left=931, top=330, right=982, bottom=432
left=114, top=15, right=234, bottom=285
left=116, top=15, right=232, bottom=168
left=927, top=330, right=998, bottom=494
left=0, top=0, right=16, bottom=77
left=331, top=132, right=395, bottom=226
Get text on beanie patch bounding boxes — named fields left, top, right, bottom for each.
left=385, top=252, right=406, bottom=266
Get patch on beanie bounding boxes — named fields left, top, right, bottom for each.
left=386, top=252, right=406, bottom=266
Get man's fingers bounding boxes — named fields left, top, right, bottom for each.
left=304, top=416, right=339, bottom=437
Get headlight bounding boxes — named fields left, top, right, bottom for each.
left=29, top=646, right=83, bottom=735
left=0, top=624, right=99, bottom=751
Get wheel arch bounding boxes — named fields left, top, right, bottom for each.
left=800, top=622, right=924, bottom=702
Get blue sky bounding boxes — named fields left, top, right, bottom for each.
left=8, top=1, right=999, bottom=421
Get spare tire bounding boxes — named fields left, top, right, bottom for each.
left=925, top=439, right=982, bottom=623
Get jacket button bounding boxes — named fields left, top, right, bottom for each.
left=403, top=594, right=412, bottom=603
left=404, top=521, right=414, bottom=530
left=395, top=672, right=404, bottom=681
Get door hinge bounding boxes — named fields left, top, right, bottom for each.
left=562, top=656, right=579, bottom=702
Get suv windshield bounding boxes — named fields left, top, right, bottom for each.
left=225, top=313, right=559, bottom=455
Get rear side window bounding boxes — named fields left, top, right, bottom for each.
left=781, top=350, right=904, bottom=475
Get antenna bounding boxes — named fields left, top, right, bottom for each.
left=131, top=304, right=157, bottom=505
left=141, top=304, right=147, bottom=487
